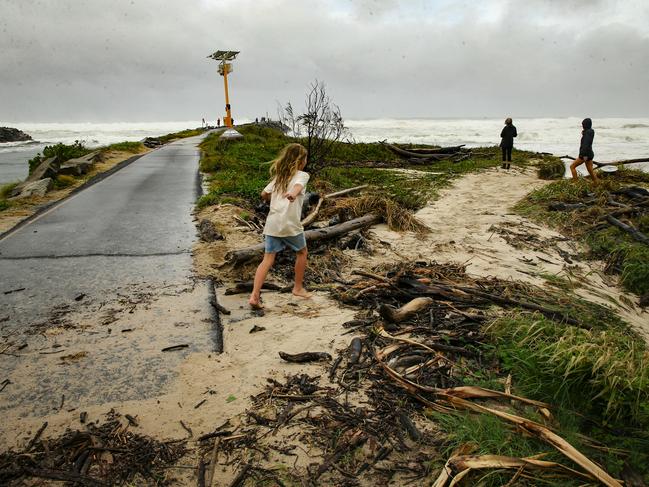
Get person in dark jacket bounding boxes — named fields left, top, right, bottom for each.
left=570, top=118, right=598, bottom=182
left=499, top=118, right=517, bottom=169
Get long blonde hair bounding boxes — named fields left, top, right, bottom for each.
left=269, top=143, right=307, bottom=194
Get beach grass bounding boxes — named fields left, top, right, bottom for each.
left=480, top=311, right=649, bottom=480
left=197, top=125, right=548, bottom=212
left=514, top=170, right=649, bottom=295
left=103, top=141, right=146, bottom=153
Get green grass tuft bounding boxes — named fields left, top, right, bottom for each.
left=488, top=313, right=649, bottom=425
left=103, top=141, right=145, bottom=153
left=537, top=158, right=566, bottom=180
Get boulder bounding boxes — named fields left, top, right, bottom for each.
left=58, top=151, right=99, bottom=176
left=10, top=178, right=53, bottom=199
left=27, top=156, right=59, bottom=182
left=0, top=127, right=32, bottom=143
left=143, top=137, right=163, bottom=148
left=198, top=219, right=224, bottom=242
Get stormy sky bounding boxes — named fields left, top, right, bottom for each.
left=1, top=0, right=648, bottom=122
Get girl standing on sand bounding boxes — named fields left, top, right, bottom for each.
left=249, top=143, right=312, bottom=309
left=570, top=118, right=599, bottom=183
left=500, top=118, right=517, bottom=169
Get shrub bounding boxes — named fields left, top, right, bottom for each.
left=1, top=182, right=20, bottom=199
left=104, top=141, right=144, bottom=153
left=28, top=140, right=91, bottom=173
left=54, top=175, right=77, bottom=188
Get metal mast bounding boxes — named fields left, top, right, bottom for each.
left=207, top=50, right=240, bottom=128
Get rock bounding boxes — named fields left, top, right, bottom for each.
left=198, top=219, right=224, bottom=242
left=10, top=178, right=53, bottom=199
left=0, top=127, right=32, bottom=143
left=143, top=137, right=163, bottom=148
left=219, top=129, right=243, bottom=140
left=27, top=156, right=59, bottom=183
left=58, top=151, right=99, bottom=176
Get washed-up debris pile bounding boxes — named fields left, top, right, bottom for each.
left=196, top=261, right=623, bottom=486
left=0, top=410, right=186, bottom=486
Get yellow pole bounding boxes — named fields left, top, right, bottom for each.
left=222, top=63, right=232, bottom=127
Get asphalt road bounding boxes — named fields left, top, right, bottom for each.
left=0, top=135, right=205, bottom=329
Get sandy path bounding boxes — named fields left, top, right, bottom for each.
left=356, top=166, right=649, bottom=339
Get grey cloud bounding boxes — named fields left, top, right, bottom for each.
left=0, top=0, right=647, bottom=121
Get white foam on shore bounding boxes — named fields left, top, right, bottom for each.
left=2, top=117, right=648, bottom=184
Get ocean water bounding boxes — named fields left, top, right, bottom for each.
left=0, top=121, right=208, bottom=185
left=1, top=117, right=648, bottom=185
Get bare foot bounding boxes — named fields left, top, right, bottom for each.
left=248, top=296, right=264, bottom=309
left=292, top=288, right=313, bottom=299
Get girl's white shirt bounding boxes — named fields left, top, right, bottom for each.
left=262, top=170, right=310, bottom=237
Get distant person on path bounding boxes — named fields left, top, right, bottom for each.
left=217, top=118, right=221, bottom=127
left=500, top=118, right=517, bottom=169
left=570, top=118, right=598, bottom=183
left=249, top=143, right=312, bottom=309
left=201, top=117, right=205, bottom=128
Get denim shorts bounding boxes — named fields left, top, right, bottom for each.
left=264, top=233, right=307, bottom=253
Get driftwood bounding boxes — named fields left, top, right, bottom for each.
left=278, top=351, right=332, bottom=363
left=605, top=215, right=649, bottom=245
left=402, top=144, right=466, bottom=155
left=381, top=142, right=458, bottom=161
left=381, top=141, right=462, bottom=164
left=224, top=281, right=286, bottom=295
left=301, top=184, right=368, bottom=227
left=226, top=214, right=381, bottom=264
left=560, top=155, right=649, bottom=168
left=379, top=297, right=434, bottom=323
left=549, top=202, right=588, bottom=211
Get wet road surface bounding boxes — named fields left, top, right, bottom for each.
left=0, top=136, right=203, bottom=327
left=0, top=135, right=220, bottom=420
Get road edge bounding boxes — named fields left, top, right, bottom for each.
left=0, top=152, right=148, bottom=241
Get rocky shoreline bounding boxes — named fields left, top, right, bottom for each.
left=0, top=127, right=32, bottom=143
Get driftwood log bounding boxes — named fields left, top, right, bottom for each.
left=560, top=155, right=649, bottom=168
left=301, top=184, right=368, bottom=227
left=381, top=142, right=456, bottom=161
left=379, top=297, right=434, bottom=323
left=605, top=215, right=649, bottom=245
left=403, top=145, right=466, bottom=155
left=278, top=351, right=332, bottom=363
left=225, top=214, right=381, bottom=264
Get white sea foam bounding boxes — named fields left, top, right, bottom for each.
left=1, top=118, right=648, bottom=184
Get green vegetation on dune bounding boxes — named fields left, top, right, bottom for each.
left=515, top=171, right=649, bottom=295
left=0, top=182, right=20, bottom=212
left=198, top=125, right=549, bottom=211
left=28, top=140, right=92, bottom=173
left=482, top=312, right=649, bottom=480
left=157, top=127, right=205, bottom=144
left=103, top=141, right=145, bottom=153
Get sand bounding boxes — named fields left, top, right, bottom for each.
left=353, top=166, right=649, bottom=338
left=2, top=164, right=647, bottom=484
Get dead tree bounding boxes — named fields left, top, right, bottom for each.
left=279, top=80, right=347, bottom=175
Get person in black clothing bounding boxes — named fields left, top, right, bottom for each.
left=570, top=118, right=598, bottom=183
left=500, top=118, right=517, bottom=169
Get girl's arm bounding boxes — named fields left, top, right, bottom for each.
left=284, top=183, right=304, bottom=202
